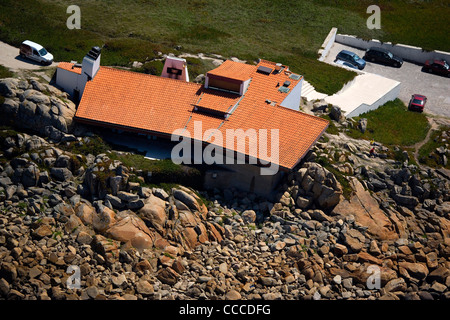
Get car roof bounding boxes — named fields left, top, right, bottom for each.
left=339, top=50, right=356, bottom=56
left=432, top=59, right=447, bottom=65
left=368, top=47, right=389, bottom=53
left=22, top=40, right=44, bottom=50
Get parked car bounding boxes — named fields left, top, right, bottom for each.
left=422, top=59, right=450, bottom=77
left=19, top=40, right=53, bottom=65
left=364, top=47, right=403, bottom=68
left=335, top=50, right=366, bottom=70
left=335, top=59, right=358, bottom=69
left=408, top=94, right=427, bottom=112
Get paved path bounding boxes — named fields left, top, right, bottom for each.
left=0, top=40, right=58, bottom=71
left=324, top=42, right=450, bottom=118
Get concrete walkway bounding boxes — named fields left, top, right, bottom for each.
left=324, top=73, right=401, bottom=117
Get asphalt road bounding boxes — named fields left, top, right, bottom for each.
left=324, top=42, right=450, bottom=118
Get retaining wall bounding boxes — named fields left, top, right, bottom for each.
left=335, top=34, right=450, bottom=64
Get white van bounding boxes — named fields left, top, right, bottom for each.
left=19, top=40, right=54, bottom=65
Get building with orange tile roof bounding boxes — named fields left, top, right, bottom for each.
left=55, top=48, right=328, bottom=196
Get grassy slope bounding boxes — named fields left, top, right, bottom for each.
left=346, top=99, right=430, bottom=146
left=0, top=1, right=447, bottom=94
left=418, top=126, right=450, bottom=169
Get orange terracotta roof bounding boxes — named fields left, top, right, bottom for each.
left=193, top=88, right=241, bottom=114
left=76, top=67, right=201, bottom=136
left=206, top=60, right=255, bottom=82
left=75, top=61, right=328, bottom=170
left=58, top=62, right=82, bottom=74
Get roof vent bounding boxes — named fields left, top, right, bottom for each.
left=257, top=65, right=273, bottom=75
left=275, top=63, right=282, bottom=72
left=278, top=86, right=290, bottom=94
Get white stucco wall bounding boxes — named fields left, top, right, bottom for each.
left=318, top=27, right=337, bottom=62
left=55, top=68, right=89, bottom=100
left=280, top=78, right=303, bottom=111
left=161, top=56, right=189, bottom=82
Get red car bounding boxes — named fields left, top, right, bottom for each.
left=423, top=59, right=450, bottom=77
left=408, top=94, right=427, bottom=112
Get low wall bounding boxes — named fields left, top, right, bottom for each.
left=318, top=27, right=337, bottom=62
left=346, top=81, right=401, bottom=118
left=335, top=34, right=450, bottom=64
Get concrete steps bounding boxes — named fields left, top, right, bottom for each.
left=301, top=80, right=328, bottom=101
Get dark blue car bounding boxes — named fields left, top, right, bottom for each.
left=335, top=50, right=366, bottom=70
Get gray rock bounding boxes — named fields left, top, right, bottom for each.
left=309, top=209, right=332, bottom=222
left=0, top=278, right=10, bottom=297
left=358, top=118, right=368, bottom=133
left=329, top=105, right=343, bottom=122
left=21, top=165, right=39, bottom=188
left=173, top=188, right=199, bottom=211
left=0, top=78, right=18, bottom=97
left=0, top=177, right=12, bottom=188
left=241, top=210, right=256, bottom=223
left=296, top=196, right=311, bottom=209
left=50, top=167, right=73, bottom=181
left=117, top=191, right=139, bottom=202
left=55, top=154, right=71, bottom=168
left=127, top=199, right=145, bottom=210
left=1, top=98, right=19, bottom=114
left=108, top=176, right=122, bottom=195
left=392, top=194, right=419, bottom=208
left=105, top=194, right=125, bottom=209
left=44, top=126, right=63, bottom=141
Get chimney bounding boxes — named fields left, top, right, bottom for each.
left=161, top=56, right=189, bottom=82
left=81, top=46, right=101, bottom=80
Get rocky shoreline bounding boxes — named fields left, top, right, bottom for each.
left=0, top=76, right=449, bottom=300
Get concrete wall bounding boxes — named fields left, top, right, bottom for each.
left=335, top=34, right=450, bottom=64
left=280, top=78, right=303, bottom=111
left=204, top=163, right=284, bottom=199
left=55, top=69, right=79, bottom=97
left=318, top=27, right=337, bottom=62
left=346, top=81, right=401, bottom=118
left=55, top=68, right=88, bottom=100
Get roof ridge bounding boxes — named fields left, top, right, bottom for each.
left=99, top=66, right=202, bottom=87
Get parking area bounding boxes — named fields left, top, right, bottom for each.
left=324, top=42, right=450, bottom=118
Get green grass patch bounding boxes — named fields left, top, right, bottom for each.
left=133, top=60, right=165, bottom=76
left=108, top=152, right=203, bottom=188
left=320, top=115, right=339, bottom=135
left=184, top=57, right=217, bottom=82
left=0, top=65, right=14, bottom=78
left=418, top=126, right=450, bottom=169
left=63, top=135, right=112, bottom=156
left=346, top=99, right=430, bottom=146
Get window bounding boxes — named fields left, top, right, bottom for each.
left=38, top=48, right=48, bottom=56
